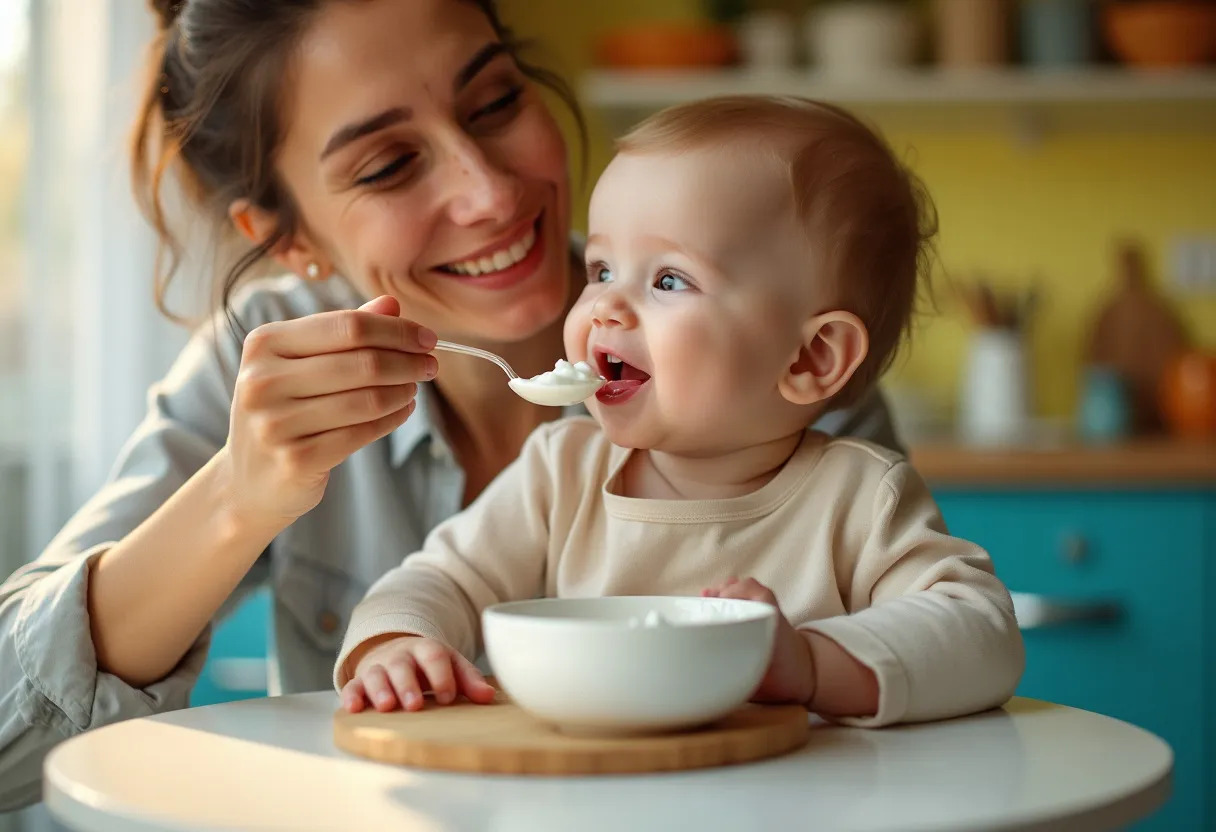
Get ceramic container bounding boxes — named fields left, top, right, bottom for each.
left=738, top=11, right=797, bottom=70
left=1078, top=366, right=1131, bottom=444
left=1020, top=0, right=1095, bottom=68
left=805, top=1, right=920, bottom=76
left=959, top=328, right=1031, bottom=445
left=1103, top=1, right=1216, bottom=68
left=483, top=596, right=777, bottom=735
left=934, top=0, right=1010, bottom=68
left=1160, top=350, right=1216, bottom=438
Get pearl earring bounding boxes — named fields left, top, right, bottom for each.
left=305, top=262, right=320, bottom=280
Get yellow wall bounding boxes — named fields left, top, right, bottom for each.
left=501, top=2, right=1216, bottom=420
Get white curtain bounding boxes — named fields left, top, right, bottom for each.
left=4, top=4, right=191, bottom=829
left=16, top=0, right=188, bottom=571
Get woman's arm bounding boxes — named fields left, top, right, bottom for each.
left=0, top=289, right=430, bottom=807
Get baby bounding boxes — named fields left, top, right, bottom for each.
left=335, top=96, right=1024, bottom=726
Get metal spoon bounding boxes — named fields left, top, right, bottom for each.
left=433, top=340, right=605, bottom=407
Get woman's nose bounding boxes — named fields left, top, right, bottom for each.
left=440, top=137, right=522, bottom=227
left=591, top=289, right=637, bottom=329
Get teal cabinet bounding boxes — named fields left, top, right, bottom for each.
left=191, top=588, right=271, bottom=707
left=935, top=488, right=1215, bottom=832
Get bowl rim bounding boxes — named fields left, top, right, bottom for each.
left=482, top=595, right=778, bottom=629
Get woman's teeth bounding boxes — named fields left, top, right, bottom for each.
left=606, top=355, right=623, bottom=364
left=446, top=227, right=536, bottom=276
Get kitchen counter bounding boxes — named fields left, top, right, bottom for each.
left=910, top=439, right=1216, bottom=487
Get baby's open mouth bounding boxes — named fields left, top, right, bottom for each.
left=594, top=349, right=650, bottom=404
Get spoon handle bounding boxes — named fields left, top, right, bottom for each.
left=433, top=340, right=518, bottom=380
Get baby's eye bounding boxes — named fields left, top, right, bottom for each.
left=593, top=266, right=613, bottom=284
left=656, top=272, right=691, bottom=292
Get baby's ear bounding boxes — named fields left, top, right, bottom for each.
left=778, top=311, right=869, bottom=407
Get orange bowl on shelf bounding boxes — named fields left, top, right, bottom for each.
left=595, top=23, right=738, bottom=69
left=1102, top=1, right=1216, bottom=68
left=1159, top=350, right=1216, bottom=438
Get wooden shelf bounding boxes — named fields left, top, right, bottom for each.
left=583, top=68, right=1216, bottom=134
left=910, top=439, right=1216, bottom=487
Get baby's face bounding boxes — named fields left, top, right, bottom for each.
left=565, top=146, right=824, bottom=454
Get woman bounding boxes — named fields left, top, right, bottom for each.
left=0, top=0, right=901, bottom=809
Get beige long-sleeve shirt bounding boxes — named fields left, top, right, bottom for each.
left=337, top=417, right=1023, bottom=727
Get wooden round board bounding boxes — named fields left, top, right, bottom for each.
left=333, top=693, right=810, bottom=776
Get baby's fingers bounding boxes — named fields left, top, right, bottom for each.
left=361, top=664, right=407, bottom=712
left=386, top=658, right=426, bottom=711
left=709, top=577, right=778, bottom=606
left=340, top=678, right=370, bottom=713
left=453, top=654, right=497, bottom=705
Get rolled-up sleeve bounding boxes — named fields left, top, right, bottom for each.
left=0, top=314, right=248, bottom=810
left=0, top=549, right=212, bottom=809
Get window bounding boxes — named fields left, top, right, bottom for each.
left=0, top=0, right=30, bottom=568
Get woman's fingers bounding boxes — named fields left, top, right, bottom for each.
left=244, top=349, right=435, bottom=403
left=254, top=383, right=419, bottom=443
left=286, top=399, right=416, bottom=473
left=243, top=305, right=436, bottom=361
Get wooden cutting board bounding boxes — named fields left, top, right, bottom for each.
left=333, top=693, right=810, bottom=776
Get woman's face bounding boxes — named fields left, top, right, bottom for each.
left=275, top=0, right=572, bottom=344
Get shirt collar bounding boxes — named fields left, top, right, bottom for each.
left=389, top=382, right=588, bottom=468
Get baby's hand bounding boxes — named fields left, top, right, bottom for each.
left=703, top=578, right=815, bottom=706
left=340, top=635, right=497, bottom=713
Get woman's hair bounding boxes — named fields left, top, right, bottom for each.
left=617, top=96, right=938, bottom=409
left=132, top=0, right=585, bottom=326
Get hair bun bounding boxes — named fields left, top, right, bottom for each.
left=150, top=0, right=184, bottom=30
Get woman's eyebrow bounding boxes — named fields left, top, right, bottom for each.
left=455, top=42, right=509, bottom=92
left=318, top=43, right=510, bottom=162
left=321, top=107, right=412, bottom=161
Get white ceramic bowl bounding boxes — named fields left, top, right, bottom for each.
left=482, top=596, right=777, bottom=735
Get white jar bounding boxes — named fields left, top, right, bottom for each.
left=959, top=328, right=1031, bottom=446
left=805, top=1, right=920, bottom=77
left=737, top=11, right=797, bottom=71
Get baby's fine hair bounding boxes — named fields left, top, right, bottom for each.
left=617, top=96, right=937, bottom=408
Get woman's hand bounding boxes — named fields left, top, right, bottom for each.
left=340, top=635, right=498, bottom=713
left=703, top=577, right=816, bottom=706
left=222, top=295, right=435, bottom=527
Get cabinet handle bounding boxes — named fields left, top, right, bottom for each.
left=1060, top=534, right=1088, bottom=565
left=1010, top=592, right=1122, bottom=630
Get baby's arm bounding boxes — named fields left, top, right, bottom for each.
left=333, top=424, right=561, bottom=702
left=704, top=578, right=879, bottom=717
left=804, top=461, right=1024, bottom=727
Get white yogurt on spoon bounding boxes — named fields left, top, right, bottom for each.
left=508, top=359, right=605, bottom=407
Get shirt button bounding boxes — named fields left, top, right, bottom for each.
left=318, top=611, right=340, bottom=634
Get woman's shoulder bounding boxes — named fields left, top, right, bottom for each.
left=225, top=273, right=364, bottom=331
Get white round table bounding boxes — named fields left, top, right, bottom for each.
left=43, top=694, right=1171, bottom=832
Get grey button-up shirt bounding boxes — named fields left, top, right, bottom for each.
left=0, top=270, right=901, bottom=809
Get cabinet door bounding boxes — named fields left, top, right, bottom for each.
left=191, top=587, right=271, bottom=707
left=935, top=490, right=1209, bottom=832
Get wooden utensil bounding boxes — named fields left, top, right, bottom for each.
left=333, top=694, right=810, bottom=776
left=1086, top=240, right=1189, bottom=434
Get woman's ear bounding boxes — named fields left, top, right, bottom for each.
left=778, top=311, right=869, bottom=406
left=229, top=199, right=330, bottom=281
